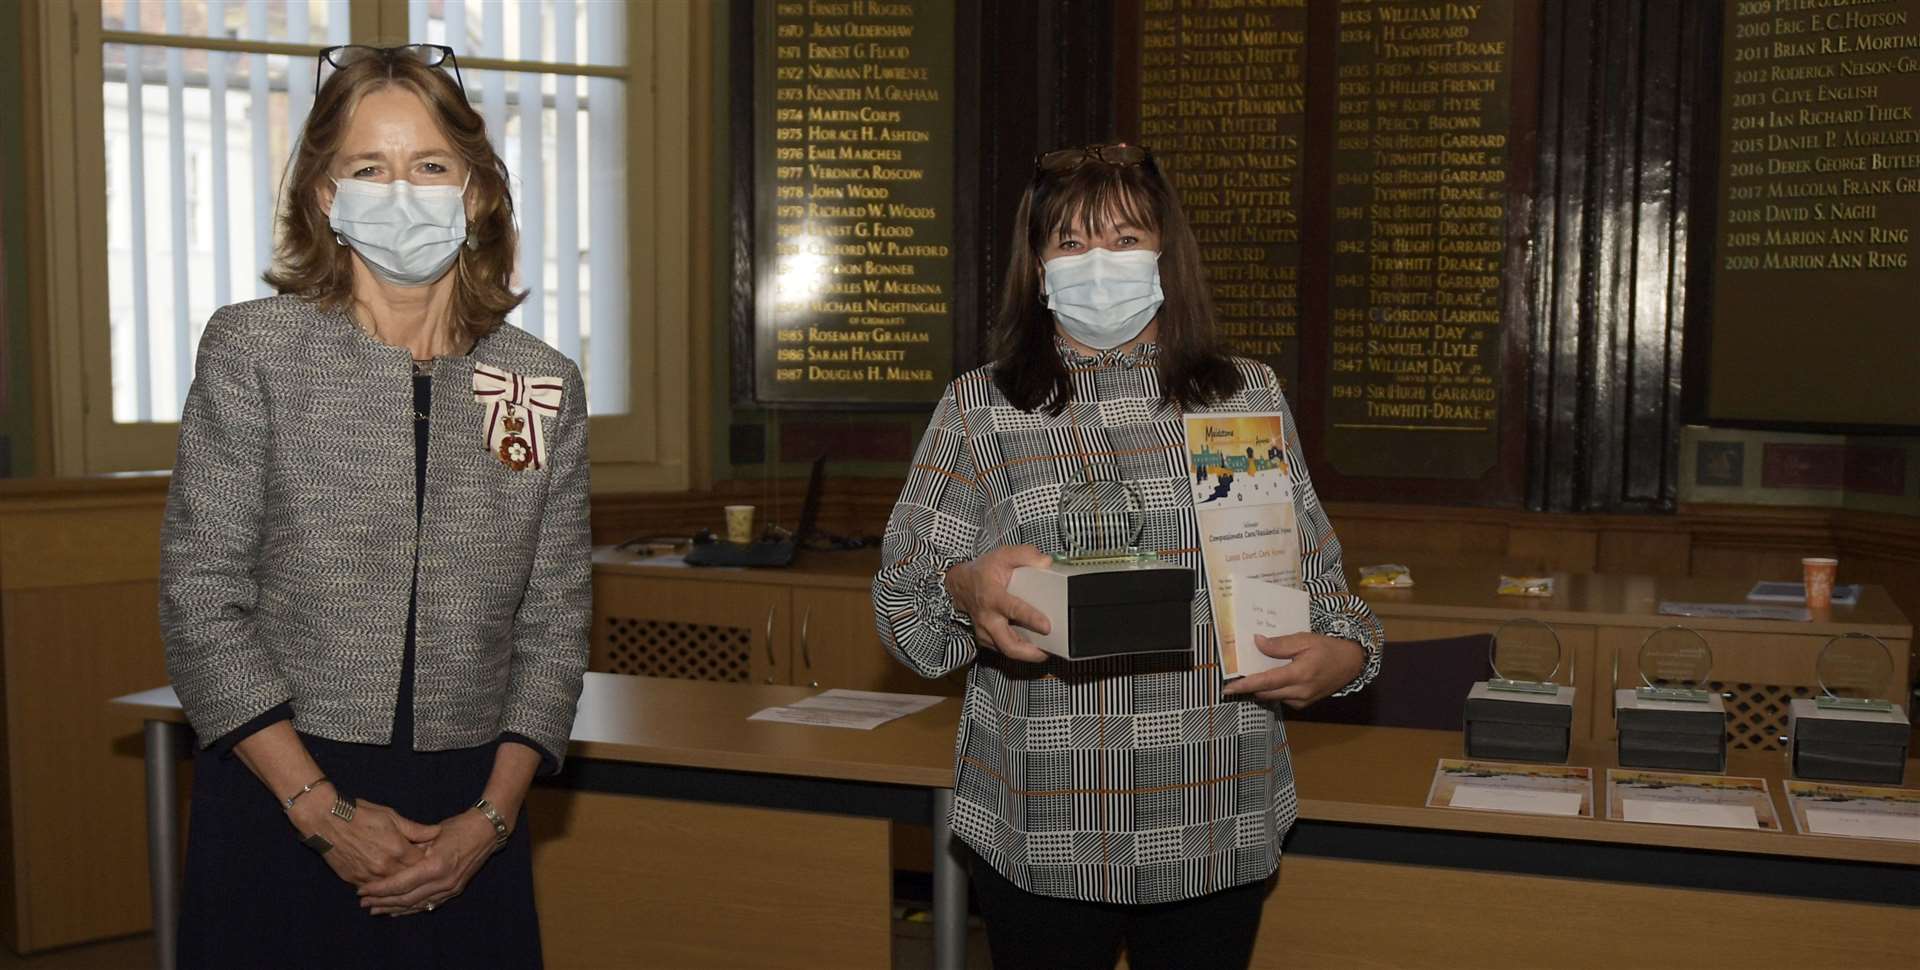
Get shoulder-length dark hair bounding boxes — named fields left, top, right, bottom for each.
left=991, top=149, right=1243, bottom=414
left=263, top=50, right=523, bottom=343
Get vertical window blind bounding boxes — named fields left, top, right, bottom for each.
left=99, top=0, right=630, bottom=425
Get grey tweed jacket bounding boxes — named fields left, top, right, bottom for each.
left=160, top=295, right=591, bottom=769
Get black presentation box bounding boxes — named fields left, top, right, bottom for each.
left=1788, top=699, right=1910, bottom=785
left=1005, top=561, right=1195, bottom=660
left=1463, top=682, right=1575, bottom=763
left=1614, top=690, right=1728, bottom=773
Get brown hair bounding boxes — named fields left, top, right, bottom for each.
left=991, top=150, right=1243, bottom=414
left=263, top=50, right=523, bottom=343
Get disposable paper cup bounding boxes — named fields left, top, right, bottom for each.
left=1803, top=557, right=1838, bottom=609
left=723, top=505, right=757, bottom=544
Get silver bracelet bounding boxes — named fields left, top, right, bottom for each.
left=472, top=798, right=510, bottom=848
left=281, top=775, right=329, bottom=812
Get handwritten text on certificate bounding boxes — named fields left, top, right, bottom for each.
left=1183, top=413, right=1303, bottom=678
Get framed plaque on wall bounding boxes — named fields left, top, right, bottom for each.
left=730, top=0, right=978, bottom=408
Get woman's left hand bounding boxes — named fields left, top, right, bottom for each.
left=358, top=810, right=504, bottom=916
left=1220, top=633, right=1367, bottom=708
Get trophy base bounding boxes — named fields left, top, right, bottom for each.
left=1789, top=699, right=1910, bottom=785
left=1464, top=682, right=1574, bottom=763
left=1615, top=689, right=1729, bottom=773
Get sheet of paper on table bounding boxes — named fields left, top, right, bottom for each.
left=1620, top=799, right=1760, bottom=829
left=1449, top=785, right=1586, bottom=817
left=1227, top=576, right=1309, bottom=678
left=1747, top=581, right=1861, bottom=606
left=1801, top=807, right=1920, bottom=842
left=1657, top=601, right=1810, bottom=622
left=748, top=689, right=945, bottom=730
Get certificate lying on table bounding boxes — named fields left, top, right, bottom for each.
left=1606, top=769, right=1781, bottom=831
left=1785, top=780, right=1920, bottom=842
left=749, top=690, right=944, bottom=730
left=1425, top=759, right=1595, bottom=818
left=1182, top=412, right=1304, bottom=679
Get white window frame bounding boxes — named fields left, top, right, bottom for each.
left=30, top=0, right=700, bottom=491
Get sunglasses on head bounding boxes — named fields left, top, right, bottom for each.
left=1034, top=143, right=1154, bottom=174
left=317, top=44, right=466, bottom=96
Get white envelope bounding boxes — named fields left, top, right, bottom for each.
left=1228, top=575, right=1310, bottom=678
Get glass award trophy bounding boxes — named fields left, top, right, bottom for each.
left=1813, top=633, right=1896, bottom=713
left=1004, top=478, right=1194, bottom=660
left=1634, top=626, right=1714, bottom=703
left=1790, top=633, right=1908, bottom=783
left=1488, top=618, right=1564, bottom=695
left=1616, top=626, right=1728, bottom=772
left=1052, top=479, right=1158, bottom=565
left=1465, top=618, right=1574, bottom=763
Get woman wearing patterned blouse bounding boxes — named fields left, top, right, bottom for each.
left=872, top=144, right=1383, bottom=970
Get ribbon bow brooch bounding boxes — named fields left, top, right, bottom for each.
left=472, top=366, right=563, bottom=471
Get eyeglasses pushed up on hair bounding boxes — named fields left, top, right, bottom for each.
left=317, top=44, right=466, bottom=96
left=1035, top=143, right=1154, bottom=174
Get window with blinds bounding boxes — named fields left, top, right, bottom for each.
left=95, top=0, right=631, bottom=425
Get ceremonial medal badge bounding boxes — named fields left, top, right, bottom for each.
left=472, top=366, right=563, bottom=472
left=497, top=409, right=534, bottom=471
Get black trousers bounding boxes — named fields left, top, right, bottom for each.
left=966, top=848, right=1270, bottom=970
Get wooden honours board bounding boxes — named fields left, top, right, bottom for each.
left=1709, top=0, right=1920, bottom=428
left=1128, top=0, right=1531, bottom=488
left=1139, top=1, right=1311, bottom=391
left=743, top=0, right=958, bottom=406
left=1325, top=0, right=1517, bottom=479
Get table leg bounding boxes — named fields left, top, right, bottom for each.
left=145, top=719, right=186, bottom=970
left=930, top=788, right=966, bottom=970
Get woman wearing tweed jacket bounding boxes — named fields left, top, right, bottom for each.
left=873, top=145, right=1384, bottom=970
left=159, top=47, right=588, bottom=967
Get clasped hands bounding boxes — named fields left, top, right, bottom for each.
left=288, top=784, right=506, bottom=917
left=946, top=544, right=1366, bottom=705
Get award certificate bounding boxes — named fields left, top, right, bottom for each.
left=1183, top=413, right=1303, bottom=679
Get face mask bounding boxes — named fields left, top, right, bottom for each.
left=1041, top=248, right=1164, bottom=350
left=328, top=176, right=469, bottom=287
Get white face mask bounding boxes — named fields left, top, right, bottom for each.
left=328, top=176, right=469, bottom=287
left=1041, top=248, right=1164, bottom=350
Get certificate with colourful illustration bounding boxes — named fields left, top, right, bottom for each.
left=1425, top=759, right=1595, bottom=818
left=1785, top=780, right=1920, bottom=843
left=1605, top=769, right=1781, bottom=831
left=1182, top=413, right=1301, bottom=679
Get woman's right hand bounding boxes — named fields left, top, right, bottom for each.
left=288, top=786, right=440, bottom=886
left=943, top=545, right=1053, bottom=663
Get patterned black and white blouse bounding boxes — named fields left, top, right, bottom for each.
left=873, top=339, right=1383, bottom=905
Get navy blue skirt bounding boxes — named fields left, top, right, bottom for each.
left=176, top=733, right=541, bottom=969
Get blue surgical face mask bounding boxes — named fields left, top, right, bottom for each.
left=1041, top=248, right=1164, bottom=350
left=328, top=176, right=469, bottom=287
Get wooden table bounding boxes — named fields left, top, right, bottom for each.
left=116, top=676, right=1918, bottom=970
left=1355, top=570, right=1914, bottom=749
left=1269, top=724, right=1917, bottom=969
left=112, top=674, right=968, bottom=970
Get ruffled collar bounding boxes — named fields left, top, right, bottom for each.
left=1055, top=337, right=1161, bottom=370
